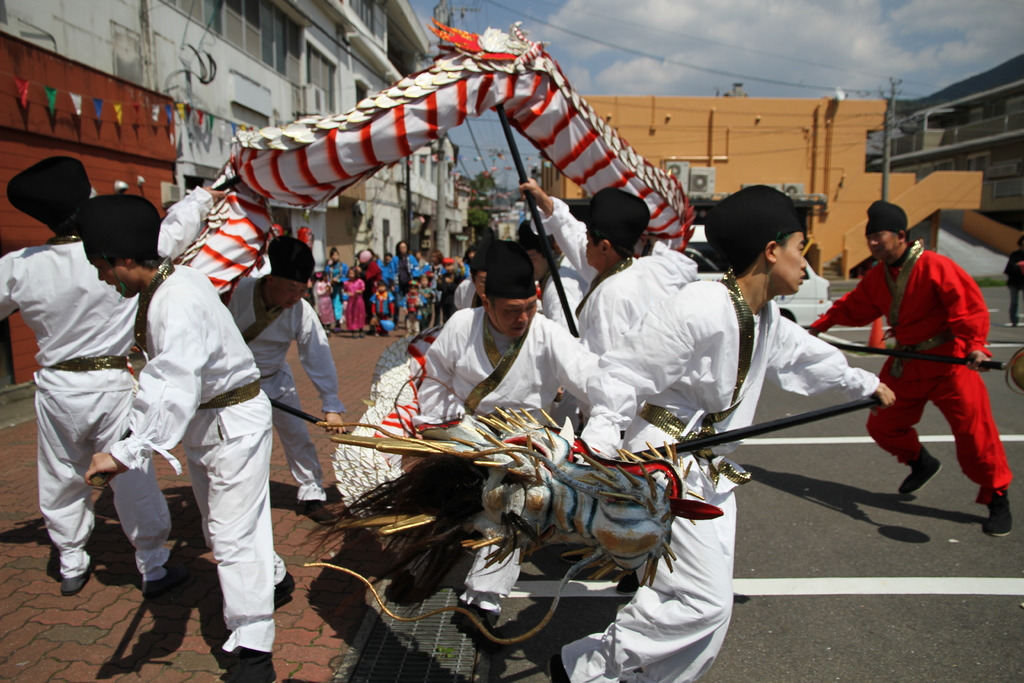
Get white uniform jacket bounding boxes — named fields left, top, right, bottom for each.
left=413, top=307, right=599, bottom=428
left=539, top=197, right=698, bottom=355
left=227, top=276, right=345, bottom=414
left=111, top=266, right=271, bottom=471
left=583, top=280, right=880, bottom=461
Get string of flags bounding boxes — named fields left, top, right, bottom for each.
left=10, top=75, right=257, bottom=138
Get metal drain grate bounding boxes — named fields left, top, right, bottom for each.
left=339, top=588, right=478, bottom=683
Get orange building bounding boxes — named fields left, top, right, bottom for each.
left=541, top=94, right=982, bottom=279
left=0, top=34, right=177, bottom=387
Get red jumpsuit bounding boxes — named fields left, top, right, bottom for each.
left=810, top=249, right=1011, bottom=504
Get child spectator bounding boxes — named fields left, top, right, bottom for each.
left=343, top=266, right=366, bottom=337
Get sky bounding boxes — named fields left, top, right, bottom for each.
left=406, top=0, right=1024, bottom=189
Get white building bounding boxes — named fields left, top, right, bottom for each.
left=1, top=0, right=467, bottom=266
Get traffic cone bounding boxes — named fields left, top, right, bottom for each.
left=868, top=317, right=884, bottom=348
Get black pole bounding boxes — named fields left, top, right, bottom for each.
left=824, top=339, right=1003, bottom=371
left=405, top=158, right=413, bottom=248
left=640, top=397, right=881, bottom=459
left=270, top=398, right=322, bottom=424
left=495, top=105, right=579, bottom=337
left=212, top=176, right=243, bottom=191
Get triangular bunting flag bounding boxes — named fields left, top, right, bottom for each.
left=93, top=98, right=104, bottom=119
left=176, top=103, right=185, bottom=120
left=114, top=103, right=123, bottom=125
left=14, top=78, right=29, bottom=108
left=70, top=93, right=82, bottom=116
left=196, top=109, right=204, bottom=126
left=152, top=104, right=160, bottom=122
left=44, top=86, right=57, bottom=116
left=206, top=113, right=214, bottom=131
left=164, top=104, right=172, bottom=123
left=132, top=102, right=140, bottom=121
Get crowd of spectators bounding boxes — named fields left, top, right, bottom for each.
left=308, top=240, right=476, bottom=338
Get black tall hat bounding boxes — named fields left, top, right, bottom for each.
left=471, top=228, right=495, bottom=272
left=517, top=220, right=545, bottom=253
left=7, top=156, right=92, bottom=231
left=77, top=194, right=162, bottom=261
left=587, top=188, right=650, bottom=252
left=268, top=236, right=315, bottom=282
left=705, top=185, right=805, bottom=273
left=865, top=200, right=907, bottom=235
left=484, top=240, right=535, bottom=299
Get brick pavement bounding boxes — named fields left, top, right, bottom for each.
left=0, top=329, right=403, bottom=682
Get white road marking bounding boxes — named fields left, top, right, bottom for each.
left=510, top=577, right=1024, bottom=599
left=741, top=435, right=1024, bottom=445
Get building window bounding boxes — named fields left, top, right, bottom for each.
left=165, top=0, right=222, bottom=33
left=306, top=46, right=335, bottom=112
left=220, top=0, right=300, bottom=79
left=350, top=0, right=385, bottom=41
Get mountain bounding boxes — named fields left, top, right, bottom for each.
left=896, top=52, right=1024, bottom=116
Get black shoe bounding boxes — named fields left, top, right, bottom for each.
left=302, top=500, right=336, bottom=525
left=453, top=601, right=502, bottom=653
left=142, top=564, right=189, bottom=598
left=615, top=572, right=640, bottom=595
left=227, top=647, right=276, bottom=683
left=274, top=572, right=295, bottom=609
left=60, top=568, right=90, bottom=596
left=548, top=654, right=571, bottom=683
left=898, top=448, right=942, bottom=494
left=983, top=490, right=1012, bottom=537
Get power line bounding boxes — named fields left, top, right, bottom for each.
left=487, top=0, right=941, bottom=90
left=481, top=0, right=899, bottom=95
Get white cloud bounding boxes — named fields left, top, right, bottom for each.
left=492, top=0, right=1024, bottom=99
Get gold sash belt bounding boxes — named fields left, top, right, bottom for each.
left=48, top=355, right=129, bottom=372
left=639, top=402, right=690, bottom=441
left=891, top=329, right=954, bottom=377
left=639, top=402, right=751, bottom=486
left=197, top=380, right=261, bottom=410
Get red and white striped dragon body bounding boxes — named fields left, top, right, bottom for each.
left=180, top=21, right=693, bottom=294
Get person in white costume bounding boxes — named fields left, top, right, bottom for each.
left=80, top=195, right=288, bottom=683
left=548, top=186, right=896, bottom=683
left=227, top=236, right=346, bottom=524
left=520, top=179, right=699, bottom=595
left=413, top=240, right=601, bottom=639
left=519, top=179, right=698, bottom=356
left=1, top=157, right=215, bottom=597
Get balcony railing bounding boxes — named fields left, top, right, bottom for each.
left=892, top=111, right=1024, bottom=155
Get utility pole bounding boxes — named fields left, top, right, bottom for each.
left=435, top=139, right=448, bottom=256
left=881, top=77, right=901, bottom=201
left=433, top=0, right=478, bottom=27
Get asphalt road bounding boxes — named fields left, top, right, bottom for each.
left=475, top=286, right=1024, bottom=683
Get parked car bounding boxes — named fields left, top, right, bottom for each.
left=684, top=225, right=832, bottom=326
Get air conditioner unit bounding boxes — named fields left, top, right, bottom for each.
left=664, top=160, right=690, bottom=193
left=689, top=167, right=715, bottom=195
left=160, top=181, right=182, bottom=207
left=782, top=182, right=805, bottom=197
left=987, top=161, right=1020, bottom=179
left=303, top=83, right=327, bottom=113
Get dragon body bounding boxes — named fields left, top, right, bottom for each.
left=327, top=411, right=721, bottom=601
left=178, top=21, right=693, bottom=295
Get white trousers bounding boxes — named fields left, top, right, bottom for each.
left=185, top=426, right=283, bottom=653
left=562, top=491, right=737, bottom=683
left=263, top=368, right=325, bottom=502
left=35, top=370, right=171, bottom=580
left=461, top=547, right=522, bottom=615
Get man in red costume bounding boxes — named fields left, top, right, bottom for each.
left=810, top=200, right=1011, bottom=536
